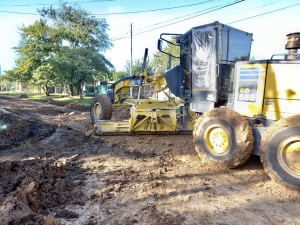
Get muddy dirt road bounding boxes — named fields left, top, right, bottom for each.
left=0, top=95, right=299, bottom=225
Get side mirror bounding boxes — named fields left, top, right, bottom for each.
left=157, top=35, right=181, bottom=58
left=157, top=39, right=162, bottom=51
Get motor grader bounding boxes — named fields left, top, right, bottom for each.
left=90, top=21, right=252, bottom=133
left=90, top=21, right=300, bottom=189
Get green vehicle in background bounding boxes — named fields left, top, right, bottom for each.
left=84, top=81, right=114, bottom=96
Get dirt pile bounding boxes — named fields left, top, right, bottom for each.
left=0, top=112, right=30, bottom=149
left=0, top=160, right=64, bottom=224
left=111, top=108, right=131, bottom=120
left=0, top=111, right=56, bottom=150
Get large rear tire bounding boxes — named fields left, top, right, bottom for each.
left=90, top=94, right=112, bottom=123
left=260, top=115, right=300, bottom=189
left=193, top=108, right=254, bottom=168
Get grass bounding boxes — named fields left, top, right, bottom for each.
left=0, top=91, right=93, bottom=106
left=54, top=96, right=93, bottom=105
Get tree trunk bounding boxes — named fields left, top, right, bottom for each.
left=63, top=83, right=67, bottom=94
left=69, top=84, right=74, bottom=96
left=76, top=84, right=83, bottom=99
left=79, top=86, right=83, bottom=99
left=42, top=84, right=50, bottom=96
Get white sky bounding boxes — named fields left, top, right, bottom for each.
left=0, top=0, right=300, bottom=74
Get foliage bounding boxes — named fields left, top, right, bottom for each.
left=124, top=58, right=154, bottom=75
left=8, top=1, right=113, bottom=98
left=51, top=47, right=113, bottom=97
left=38, top=1, right=112, bottom=51
left=32, top=64, right=57, bottom=95
left=2, top=70, right=18, bottom=82
left=112, top=57, right=155, bottom=81
left=233, top=56, right=249, bottom=62
left=0, top=74, right=11, bottom=92
left=12, top=19, right=57, bottom=88
left=112, top=70, right=128, bottom=81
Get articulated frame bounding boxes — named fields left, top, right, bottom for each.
left=94, top=100, right=180, bottom=135
left=94, top=69, right=195, bottom=135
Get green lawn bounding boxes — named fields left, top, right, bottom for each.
left=0, top=92, right=93, bottom=106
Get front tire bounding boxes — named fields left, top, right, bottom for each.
left=193, top=108, right=254, bottom=168
left=90, top=94, right=112, bottom=123
left=260, top=115, right=300, bottom=189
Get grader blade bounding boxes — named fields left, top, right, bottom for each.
left=93, top=104, right=194, bottom=135
left=93, top=119, right=194, bottom=135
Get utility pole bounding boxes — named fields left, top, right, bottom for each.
left=130, top=23, right=133, bottom=76
left=0, top=65, right=2, bottom=91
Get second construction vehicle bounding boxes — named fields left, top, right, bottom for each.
left=90, top=21, right=300, bottom=189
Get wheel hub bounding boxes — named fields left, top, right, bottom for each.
left=94, top=102, right=102, bottom=118
left=204, top=125, right=231, bottom=155
left=278, top=136, right=300, bottom=179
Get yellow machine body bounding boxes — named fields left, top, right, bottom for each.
left=94, top=70, right=195, bottom=135
left=94, top=99, right=195, bottom=135
left=233, top=60, right=300, bottom=120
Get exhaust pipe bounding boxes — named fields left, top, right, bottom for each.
left=285, top=32, right=300, bottom=59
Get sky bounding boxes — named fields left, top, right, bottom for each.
left=0, top=0, right=300, bottom=74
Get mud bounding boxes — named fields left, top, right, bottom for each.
left=0, top=95, right=299, bottom=225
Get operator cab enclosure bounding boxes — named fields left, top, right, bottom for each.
left=158, top=21, right=253, bottom=113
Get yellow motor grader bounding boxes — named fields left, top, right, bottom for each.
left=90, top=48, right=195, bottom=134
left=90, top=21, right=300, bottom=189
left=91, top=21, right=251, bottom=134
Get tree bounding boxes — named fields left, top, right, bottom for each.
left=112, top=70, right=128, bottom=81
left=32, top=64, right=56, bottom=95
left=51, top=47, right=113, bottom=98
left=124, top=58, right=154, bottom=75
left=233, top=56, right=250, bottom=62
left=11, top=19, right=56, bottom=94
left=112, top=57, right=155, bottom=81
left=0, top=72, right=14, bottom=91
left=4, top=69, right=21, bottom=82
left=153, top=36, right=180, bottom=71
left=38, top=1, right=112, bottom=51
left=38, top=1, right=113, bottom=96
left=11, top=1, right=113, bottom=97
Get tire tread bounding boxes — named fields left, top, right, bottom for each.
left=193, top=108, right=254, bottom=168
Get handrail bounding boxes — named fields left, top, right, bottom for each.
left=271, top=53, right=300, bottom=60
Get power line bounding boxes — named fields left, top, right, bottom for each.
left=0, top=10, right=39, bottom=15
left=144, top=0, right=281, bottom=32
left=228, top=2, right=300, bottom=24
left=220, top=0, right=282, bottom=18
left=137, top=0, right=282, bottom=32
left=91, top=0, right=216, bottom=15
left=0, top=0, right=114, bottom=7
left=137, top=2, right=227, bottom=31
left=112, top=0, right=244, bottom=41
left=112, top=0, right=297, bottom=42
left=0, top=3, right=54, bottom=7
left=110, top=1, right=224, bottom=39
left=110, top=3, right=224, bottom=40
left=0, top=0, right=214, bottom=16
